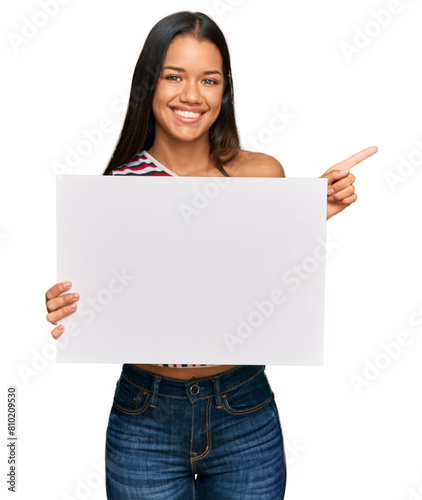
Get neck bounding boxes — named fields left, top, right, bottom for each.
left=147, top=135, right=215, bottom=176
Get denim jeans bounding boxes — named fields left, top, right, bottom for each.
left=105, top=364, right=286, bottom=499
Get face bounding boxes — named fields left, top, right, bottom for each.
left=151, top=34, right=225, bottom=145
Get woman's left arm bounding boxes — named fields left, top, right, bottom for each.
left=320, top=146, right=378, bottom=220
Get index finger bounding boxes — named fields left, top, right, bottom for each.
left=45, top=281, right=72, bottom=302
left=335, top=146, right=378, bottom=171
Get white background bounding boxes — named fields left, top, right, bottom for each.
left=1, top=0, right=422, bottom=499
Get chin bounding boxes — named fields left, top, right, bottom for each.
left=170, top=130, right=209, bottom=143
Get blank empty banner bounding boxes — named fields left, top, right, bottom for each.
left=56, top=175, right=327, bottom=365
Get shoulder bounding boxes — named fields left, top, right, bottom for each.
left=225, top=150, right=285, bottom=178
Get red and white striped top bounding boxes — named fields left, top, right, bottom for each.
left=109, top=149, right=218, bottom=368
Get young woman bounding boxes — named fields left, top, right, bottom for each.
left=45, top=11, right=377, bottom=499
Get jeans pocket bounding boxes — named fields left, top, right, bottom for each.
left=112, top=374, right=150, bottom=415
left=221, top=370, right=272, bottom=415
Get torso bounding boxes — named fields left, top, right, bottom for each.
left=125, top=149, right=284, bottom=380
left=145, top=148, right=277, bottom=178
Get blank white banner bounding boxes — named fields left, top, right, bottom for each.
left=56, top=175, right=327, bottom=365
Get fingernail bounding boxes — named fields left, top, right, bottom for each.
left=340, top=169, right=348, bottom=174
left=328, top=188, right=334, bottom=194
left=68, top=304, right=76, bottom=311
left=71, top=293, right=79, bottom=299
left=57, top=325, right=64, bottom=331
left=64, top=281, right=71, bottom=288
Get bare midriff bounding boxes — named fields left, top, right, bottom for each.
left=133, top=364, right=240, bottom=380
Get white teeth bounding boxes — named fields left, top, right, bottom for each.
left=173, top=109, right=202, bottom=118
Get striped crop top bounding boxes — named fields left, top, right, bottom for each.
left=109, top=149, right=218, bottom=368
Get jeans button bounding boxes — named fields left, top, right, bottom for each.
left=190, top=384, right=199, bottom=395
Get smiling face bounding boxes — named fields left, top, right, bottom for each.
left=151, top=34, right=225, bottom=147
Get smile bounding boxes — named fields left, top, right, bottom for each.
left=172, top=108, right=203, bottom=118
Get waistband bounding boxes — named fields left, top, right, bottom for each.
left=121, top=364, right=266, bottom=408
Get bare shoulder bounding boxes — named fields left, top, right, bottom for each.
left=225, top=150, right=286, bottom=177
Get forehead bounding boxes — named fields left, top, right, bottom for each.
left=164, top=35, right=223, bottom=69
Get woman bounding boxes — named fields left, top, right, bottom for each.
left=45, top=11, right=377, bottom=499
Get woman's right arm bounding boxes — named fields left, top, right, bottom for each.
left=45, top=281, right=79, bottom=339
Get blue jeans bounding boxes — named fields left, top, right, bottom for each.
left=105, top=364, right=286, bottom=499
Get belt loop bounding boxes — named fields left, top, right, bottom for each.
left=212, top=376, right=222, bottom=408
left=149, top=376, right=161, bottom=408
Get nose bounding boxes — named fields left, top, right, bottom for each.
left=180, top=79, right=203, bottom=104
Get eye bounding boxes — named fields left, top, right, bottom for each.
left=202, top=78, right=217, bottom=85
left=165, top=75, right=182, bottom=82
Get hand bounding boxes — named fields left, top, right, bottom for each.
left=320, top=146, right=378, bottom=220
left=45, top=281, right=79, bottom=339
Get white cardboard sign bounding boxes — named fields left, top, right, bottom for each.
left=56, top=175, right=327, bottom=365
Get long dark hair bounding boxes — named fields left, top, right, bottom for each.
left=102, top=11, right=240, bottom=177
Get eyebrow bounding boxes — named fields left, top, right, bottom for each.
left=162, top=66, right=223, bottom=76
